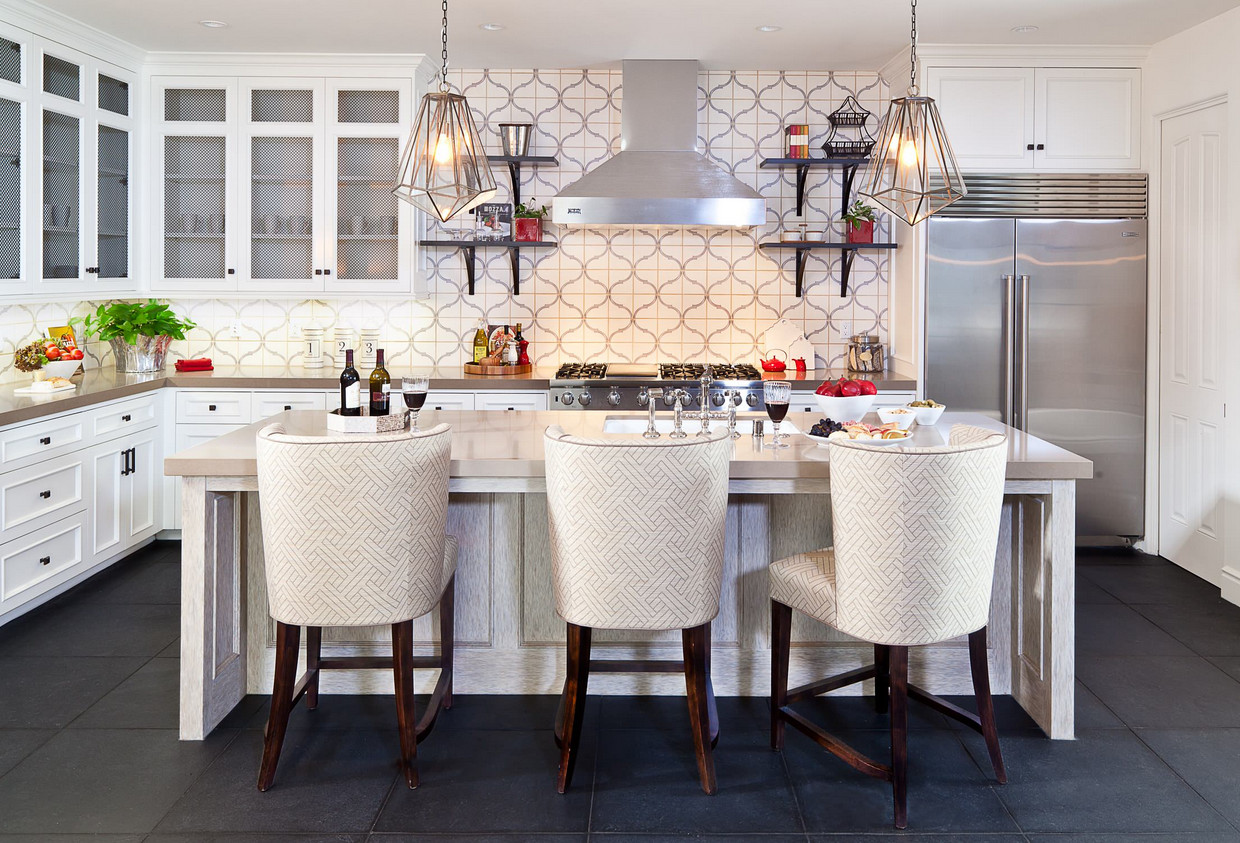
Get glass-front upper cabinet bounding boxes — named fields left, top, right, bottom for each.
left=95, top=69, right=131, bottom=281
left=40, top=48, right=83, bottom=285
left=154, top=78, right=237, bottom=291
left=325, top=80, right=412, bottom=294
left=0, top=25, right=29, bottom=295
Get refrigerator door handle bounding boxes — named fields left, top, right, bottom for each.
left=1003, top=274, right=1016, bottom=426
left=1017, top=274, right=1031, bottom=429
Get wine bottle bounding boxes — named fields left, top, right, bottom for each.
left=472, top=320, right=488, bottom=364
left=339, top=349, right=361, bottom=416
left=369, top=349, right=391, bottom=416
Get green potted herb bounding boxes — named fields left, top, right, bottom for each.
left=842, top=200, right=877, bottom=244
left=513, top=200, right=549, bottom=242
left=72, top=300, right=196, bottom=373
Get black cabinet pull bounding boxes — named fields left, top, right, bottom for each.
left=283, top=404, right=292, bottom=410
left=324, top=269, right=332, bottom=276
left=1026, top=143, right=1034, bottom=150
left=314, top=269, right=322, bottom=275
left=129, top=447, right=136, bottom=475
left=227, top=268, right=235, bottom=275
left=39, top=437, right=51, bottom=445
left=208, top=404, right=217, bottom=411
left=38, top=489, right=51, bottom=499
left=1036, top=143, right=1045, bottom=150
left=121, top=414, right=131, bottom=422
left=507, top=407, right=515, bottom=411
left=38, top=556, right=50, bottom=566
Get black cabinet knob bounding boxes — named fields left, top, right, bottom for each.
left=1026, top=143, right=1034, bottom=150
left=208, top=404, right=217, bottom=411
left=227, top=269, right=235, bottom=275
left=283, top=405, right=292, bottom=410
left=39, top=437, right=51, bottom=445
left=38, top=556, right=50, bottom=566
left=121, top=414, right=131, bottom=422
left=38, top=490, right=51, bottom=499
left=314, top=269, right=322, bottom=275
left=323, top=269, right=332, bottom=276
left=1036, top=143, right=1045, bottom=150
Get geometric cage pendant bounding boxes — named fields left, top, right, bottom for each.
left=394, top=91, right=498, bottom=222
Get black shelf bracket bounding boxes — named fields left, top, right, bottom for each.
left=840, top=163, right=860, bottom=219
left=510, top=247, right=521, bottom=296
left=419, top=239, right=556, bottom=296
left=461, top=244, right=477, bottom=295
left=839, top=248, right=857, bottom=297
left=485, top=155, right=559, bottom=210
left=794, top=248, right=808, bottom=298
left=794, top=164, right=810, bottom=217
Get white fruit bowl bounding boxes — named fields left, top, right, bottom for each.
left=814, top=393, right=874, bottom=423
left=39, top=359, right=81, bottom=379
left=906, top=403, right=946, bottom=425
left=876, top=406, right=917, bottom=430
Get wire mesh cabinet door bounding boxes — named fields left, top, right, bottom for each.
left=324, top=78, right=413, bottom=294
left=152, top=77, right=239, bottom=292
left=238, top=79, right=325, bottom=293
left=0, top=21, right=28, bottom=296
left=38, top=43, right=86, bottom=287
left=92, top=59, right=135, bottom=289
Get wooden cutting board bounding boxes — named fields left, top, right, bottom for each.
left=464, top=362, right=532, bottom=376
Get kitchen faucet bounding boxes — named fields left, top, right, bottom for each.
left=697, top=367, right=741, bottom=439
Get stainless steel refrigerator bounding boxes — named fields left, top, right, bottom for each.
left=924, top=217, right=1147, bottom=539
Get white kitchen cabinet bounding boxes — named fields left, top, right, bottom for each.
left=476, top=392, right=549, bottom=412
left=176, top=389, right=251, bottom=423
left=90, top=429, right=159, bottom=559
left=0, top=451, right=85, bottom=541
left=0, top=21, right=29, bottom=296
left=253, top=390, right=327, bottom=420
left=0, top=510, right=87, bottom=612
left=424, top=391, right=475, bottom=412
left=925, top=66, right=1140, bottom=171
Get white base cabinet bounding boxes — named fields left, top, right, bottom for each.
left=90, top=430, right=160, bottom=560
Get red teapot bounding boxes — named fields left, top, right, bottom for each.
left=760, top=354, right=787, bottom=373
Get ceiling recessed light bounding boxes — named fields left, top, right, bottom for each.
left=479, top=23, right=504, bottom=31
left=1010, top=24, right=1039, bottom=33
left=756, top=25, right=782, bottom=33
left=198, top=20, right=228, bottom=28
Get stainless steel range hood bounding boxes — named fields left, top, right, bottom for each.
left=552, top=60, right=766, bottom=227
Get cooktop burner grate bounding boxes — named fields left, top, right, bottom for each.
left=659, top=363, right=763, bottom=381
left=554, top=363, right=607, bottom=380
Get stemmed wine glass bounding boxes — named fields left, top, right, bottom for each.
left=402, top=376, right=429, bottom=430
left=764, top=380, right=792, bottom=449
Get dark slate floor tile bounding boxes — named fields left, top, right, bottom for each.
left=147, top=836, right=364, bottom=842
left=1135, top=601, right=1240, bottom=657
left=810, top=836, right=1025, bottom=842
left=599, top=693, right=771, bottom=734
left=1075, top=572, right=1121, bottom=604
left=963, top=728, right=1230, bottom=833
left=0, top=728, right=235, bottom=834
left=369, top=836, right=584, bottom=843
left=784, top=728, right=1016, bottom=834
left=1026, top=834, right=1240, bottom=842
left=788, top=693, right=948, bottom=732
left=1077, top=655, right=1240, bottom=728
left=1074, top=680, right=1124, bottom=730
left=1080, top=564, right=1221, bottom=605
left=600, top=836, right=805, bottom=842
left=1210, top=657, right=1240, bottom=682
left=0, top=835, right=145, bottom=842
left=0, top=601, right=178, bottom=658
left=1075, top=547, right=1165, bottom=566
left=70, top=657, right=181, bottom=729
left=374, top=728, right=594, bottom=834
left=1137, top=728, right=1240, bottom=824
left=1076, top=604, right=1196, bottom=656
left=0, top=657, right=146, bottom=728
left=434, top=692, right=597, bottom=732
left=589, top=725, right=801, bottom=835
left=0, top=729, right=55, bottom=777
left=87, top=554, right=182, bottom=605
left=244, top=693, right=405, bottom=733
left=937, top=693, right=1038, bottom=733
left=157, top=639, right=180, bottom=658
left=156, top=727, right=397, bottom=834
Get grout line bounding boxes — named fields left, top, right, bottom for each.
left=1127, top=725, right=1240, bottom=836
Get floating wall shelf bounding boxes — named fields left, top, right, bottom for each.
left=418, top=240, right=557, bottom=296
left=758, top=241, right=897, bottom=297
left=759, top=156, right=868, bottom=218
left=486, top=154, right=558, bottom=208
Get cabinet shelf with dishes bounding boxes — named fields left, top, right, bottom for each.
left=418, top=239, right=557, bottom=296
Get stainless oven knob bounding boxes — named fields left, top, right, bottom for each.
left=608, top=389, right=622, bottom=406
left=711, top=392, right=725, bottom=407
left=662, top=390, right=676, bottom=407
left=637, top=388, right=650, bottom=407
left=559, top=391, right=575, bottom=406
left=578, top=390, right=592, bottom=407
left=745, top=392, right=759, bottom=407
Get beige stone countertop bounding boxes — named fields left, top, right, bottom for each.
left=164, top=409, right=1092, bottom=482
left=0, top=363, right=917, bottom=428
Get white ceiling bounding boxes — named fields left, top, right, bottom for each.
left=31, top=0, right=1240, bottom=68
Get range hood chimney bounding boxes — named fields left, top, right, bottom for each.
left=552, top=60, right=766, bottom=227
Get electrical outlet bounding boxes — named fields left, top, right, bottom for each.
left=228, top=319, right=242, bottom=338
left=835, top=319, right=853, bottom=339
left=289, top=319, right=302, bottom=338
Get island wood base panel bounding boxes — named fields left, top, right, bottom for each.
left=181, top=483, right=1074, bottom=742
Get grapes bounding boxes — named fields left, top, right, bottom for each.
left=809, top=417, right=844, bottom=437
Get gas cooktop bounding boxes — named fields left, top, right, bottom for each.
left=553, top=362, right=762, bottom=382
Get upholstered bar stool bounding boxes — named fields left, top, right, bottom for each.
left=769, top=424, right=1009, bottom=828
left=254, top=422, right=457, bottom=791
left=544, top=426, right=732, bottom=795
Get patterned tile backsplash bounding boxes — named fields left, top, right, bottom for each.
left=0, top=68, right=890, bottom=381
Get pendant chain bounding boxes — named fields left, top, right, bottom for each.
left=439, top=0, right=450, bottom=92
left=908, top=0, right=919, bottom=96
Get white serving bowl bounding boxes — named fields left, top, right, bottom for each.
left=814, top=393, right=874, bottom=423
left=906, top=403, right=946, bottom=425
left=40, top=359, right=81, bottom=379
left=876, top=406, right=917, bottom=430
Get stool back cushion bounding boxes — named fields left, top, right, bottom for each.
left=256, top=423, right=452, bottom=627
left=544, top=427, right=732, bottom=631
left=829, top=424, right=1007, bottom=645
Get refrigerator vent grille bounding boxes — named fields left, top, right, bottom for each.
left=941, top=173, right=1147, bottom=218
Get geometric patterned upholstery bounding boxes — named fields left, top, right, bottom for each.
left=255, top=422, right=456, bottom=627
left=543, top=426, right=732, bottom=631
left=770, top=424, right=1007, bottom=646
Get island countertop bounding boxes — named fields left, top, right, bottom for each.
left=164, top=409, right=1092, bottom=482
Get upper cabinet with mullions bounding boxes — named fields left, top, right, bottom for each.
left=0, top=22, right=135, bottom=297
left=152, top=75, right=413, bottom=294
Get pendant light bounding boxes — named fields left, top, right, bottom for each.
left=393, top=0, right=497, bottom=222
left=858, top=0, right=966, bottom=225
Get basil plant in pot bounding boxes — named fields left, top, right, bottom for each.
left=842, top=199, right=878, bottom=244
left=73, top=300, right=196, bottom=373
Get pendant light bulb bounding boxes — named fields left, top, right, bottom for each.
left=434, top=134, right=455, bottom=165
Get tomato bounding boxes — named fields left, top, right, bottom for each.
left=839, top=379, right=862, bottom=397
left=44, top=346, right=61, bottom=360
left=68, top=348, right=84, bottom=360
left=857, top=380, right=878, bottom=396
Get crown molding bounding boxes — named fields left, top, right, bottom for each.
left=0, top=0, right=145, bottom=68
left=886, top=43, right=1150, bottom=77
left=143, top=51, right=431, bottom=74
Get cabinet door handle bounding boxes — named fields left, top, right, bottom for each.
left=314, top=269, right=322, bottom=275
left=130, top=447, right=137, bottom=474
left=507, top=406, right=515, bottom=411
left=227, top=268, right=236, bottom=275
left=39, top=437, right=51, bottom=445
left=283, top=404, right=292, bottom=410
left=39, top=555, right=50, bottom=566
left=323, top=269, right=332, bottom=276
left=38, top=489, right=51, bottom=499
left=1036, top=143, right=1045, bottom=150
left=1026, top=143, right=1034, bottom=150
left=208, top=404, right=217, bottom=411
left=121, top=414, right=131, bottom=422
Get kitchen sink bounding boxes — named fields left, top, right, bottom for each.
left=601, top=415, right=798, bottom=436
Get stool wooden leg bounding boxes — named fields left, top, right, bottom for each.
left=258, top=622, right=300, bottom=792
left=392, top=620, right=419, bottom=789
left=969, top=627, right=1007, bottom=784
left=874, top=643, right=890, bottom=715
left=557, top=623, right=591, bottom=794
left=770, top=600, right=792, bottom=751
left=439, top=575, right=455, bottom=710
left=889, top=646, right=909, bottom=829
left=683, top=622, right=717, bottom=795
left=305, top=626, right=322, bottom=711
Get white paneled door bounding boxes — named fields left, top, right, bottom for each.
left=1158, top=102, right=1226, bottom=587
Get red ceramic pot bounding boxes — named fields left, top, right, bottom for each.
left=515, top=217, right=543, bottom=242
left=846, top=220, right=875, bottom=244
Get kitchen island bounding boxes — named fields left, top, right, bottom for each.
left=165, top=410, right=1090, bottom=742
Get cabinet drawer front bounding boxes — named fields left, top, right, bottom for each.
left=253, top=391, right=326, bottom=420
left=1, top=458, right=85, bottom=537
left=93, top=394, right=160, bottom=439
left=1, top=512, right=86, bottom=603
left=476, top=392, right=548, bottom=412
left=424, top=392, right=475, bottom=412
left=0, top=416, right=86, bottom=469
left=176, top=391, right=252, bottom=423
left=872, top=391, right=917, bottom=408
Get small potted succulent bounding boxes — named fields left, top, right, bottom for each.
left=72, top=299, right=196, bottom=373
left=513, top=200, right=549, bottom=242
left=842, top=200, right=877, bottom=244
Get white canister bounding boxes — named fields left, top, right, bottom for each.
left=359, top=328, right=380, bottom=369
left=302, top=326, right=325, bottom=369
left=330, top=326, right=355, bottom=364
